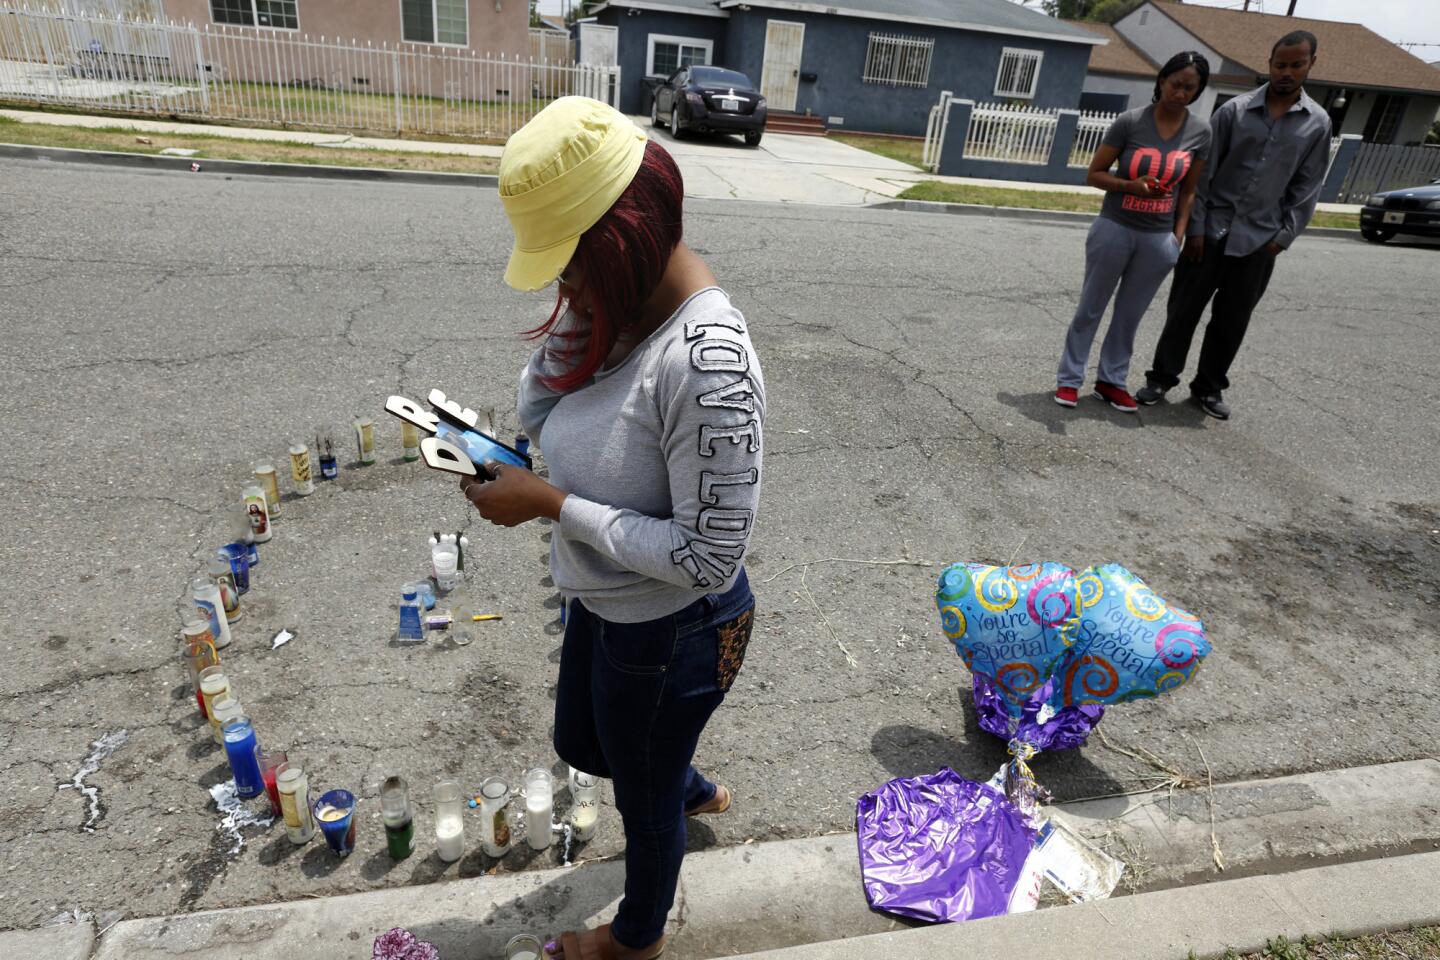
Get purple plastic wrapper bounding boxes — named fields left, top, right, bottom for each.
left=856, top=768, right=1037, bottom=923
left=973, top=674, right=1105, bottom=753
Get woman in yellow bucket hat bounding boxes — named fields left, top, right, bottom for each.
left=461, top=97, right=766, bottom=960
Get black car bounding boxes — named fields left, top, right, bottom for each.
left=1359, top=179, right=1440, bottom=243
left=650, top=65, right=767, bottom=146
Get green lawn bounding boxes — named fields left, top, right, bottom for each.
left=897, top=180, right=1360, bottom=230
left=0, top=114, right=499, bottom=174
left=829, top=132, right=926, bottom=170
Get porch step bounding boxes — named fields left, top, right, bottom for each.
left=765, top=111, right=826, bottom=136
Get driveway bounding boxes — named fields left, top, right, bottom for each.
left=637, top=117, right=928, bottom=205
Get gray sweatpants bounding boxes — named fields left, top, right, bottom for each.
left=1057, top=216, right=1180, bottom=389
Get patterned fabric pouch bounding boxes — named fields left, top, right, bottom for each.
left=716, top=608, right=755, bottom=693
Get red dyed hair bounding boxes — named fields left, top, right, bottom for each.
left=525, top=139, right=685, bottom=392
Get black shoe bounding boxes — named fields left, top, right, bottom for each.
left=1192, top=392, right=1230, bottom=420
left=1135, top=383, right=1167, bottom=406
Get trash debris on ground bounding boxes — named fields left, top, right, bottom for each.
left=209, top=779, right=274, bottom=855
left=134, top=136, right=152, bottom=145
left=158, top=146, right=196, bottom=156
left=271, top=628, right=295, bottom=650
left=59, top=729, right=130, bottom=833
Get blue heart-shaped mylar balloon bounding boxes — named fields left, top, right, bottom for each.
left=936, top=561, right=1210, bottom=721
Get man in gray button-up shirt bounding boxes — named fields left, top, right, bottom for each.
left=1139, top=30, right=1332, bottom=420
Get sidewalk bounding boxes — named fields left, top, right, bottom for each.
left=0, top=107, right=1362, bottom=212
left=5, top=759, right=1437, bottom=960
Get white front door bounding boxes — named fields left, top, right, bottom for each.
left=578, top=23, right=619, bottom=66
left=759, top=19, right=804, bottom=113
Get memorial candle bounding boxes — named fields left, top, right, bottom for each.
left=524, top=768, right=554, bottom=851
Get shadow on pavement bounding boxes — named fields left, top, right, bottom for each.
left=407, top=858, right=628, bottom=958
left=996, top=390, right=1145, bottom=436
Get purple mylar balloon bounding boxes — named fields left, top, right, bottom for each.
left=972, top=674, right=1104, bottom=752
left=856, top=768, right=1037, bottom=923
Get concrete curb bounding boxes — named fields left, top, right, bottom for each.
left=867, top=197, right=1363, bottom=240
left=0, top=919, right=95, bottom=960
left=724, top=851, right=1440, bottom=960
left=0, top=142, right=498, bottom=188
left=71, top=759, right=1440, bottom=960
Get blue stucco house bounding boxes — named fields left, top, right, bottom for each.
left=579, top=0, right=1103, bottom=136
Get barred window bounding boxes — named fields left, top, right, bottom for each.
left=995, top=47, right=1043, bottom=99
left=862, top=32, right=933, bottom=88
left=402, top=0, right=468, bottom=45
left=209, top=0, right=298, bottom=30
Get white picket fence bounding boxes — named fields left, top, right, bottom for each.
left=922, top=95, right=1118, bottom=173
left=0, top=5, right=620, bottom=140
left=965, top=101, right=1059, bottom=165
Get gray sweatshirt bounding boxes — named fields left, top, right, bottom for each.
left=517, top=287, right=765, bottom=623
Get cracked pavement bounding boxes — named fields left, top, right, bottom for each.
left=0, top=159, right=1437, bottom=932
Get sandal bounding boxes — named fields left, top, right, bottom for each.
left=547, top=924, right=666, bottom=960
left=684, top=783, right=731, bottom=817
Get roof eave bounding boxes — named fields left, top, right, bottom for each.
left=715, top=0, right=1104, bottom=46
left=601, top=0, right=730, bottom=18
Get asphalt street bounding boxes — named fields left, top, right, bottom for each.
left=0, top=158, right=1436, bottom=931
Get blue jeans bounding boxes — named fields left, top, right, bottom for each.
left=553, top=571, right=755, bottom=949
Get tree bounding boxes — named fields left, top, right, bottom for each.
left=529, top=0, right=543, bottom=28
left=1020, top=0, right=1145, bottom=23
left=1086, top=0, right=1145, bottom=23
left=1428, top=118, right=1440, bottom=146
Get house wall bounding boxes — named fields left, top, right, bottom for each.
left=161, top=0, right=527, bottom=57
left=1080, top=73, right=1150, bottom=113
left=1079, top=71, right=1221, bottom=120
left=722, top=8, right=1092, bottom=136
left=594, top=7, right=730, bottom=115
left=1114, top=3, right=1222, bottom=73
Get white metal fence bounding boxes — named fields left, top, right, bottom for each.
left=922, top=95, right=1118, bottom=173
left=1068, top=110, right=1113, bottom=167
left=0, top=5, right=620, bottom=140
left=965, top=101, right=1059, bottom=165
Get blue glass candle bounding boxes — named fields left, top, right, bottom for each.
left=314, top=789, right=357, bottom=857
left=222, top=715, right=264, bottom=799
left=221, top=543, right=250, bottom=594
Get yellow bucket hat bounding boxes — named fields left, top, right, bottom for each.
left=499, top=97, right=649, bottom=292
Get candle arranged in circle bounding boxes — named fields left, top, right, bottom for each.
left=289, top=443, right=315, bottom=496
left=251, top=459, right=282, bottom=521
left=241, top=484, right=272, bottom=544
left=382, top=776, right=416, bottom=861
left=314, top=789, right=357, bottom=856
left=259, top=749, right=288, bottom=818
left=222, top=714, right=264, bottom=799
left=277, top=765, right=315, bottom=845
left=434, top=780, right=464, bottom=863
left=354, top=419, right=376, bottom=465
left=524, top=768, right=554, bottom=851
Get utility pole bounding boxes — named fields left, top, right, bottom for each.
left=1287, top=0, right=1298, bottom=14
left=1243, top=0, right=1251, bottom=10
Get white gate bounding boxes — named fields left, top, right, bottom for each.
left=577, top=22, right=617, bottom=67
left=759, top=19, right=803, bottom=113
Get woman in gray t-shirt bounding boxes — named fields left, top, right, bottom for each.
left=1055, top=52, right=1213, bottom=413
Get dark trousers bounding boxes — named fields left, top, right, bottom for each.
left=553, top=572, right=755, bottom=949
left=1146, top=236, right=1277, bottom=396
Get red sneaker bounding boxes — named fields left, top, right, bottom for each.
left=1054, top=386, right=1079, bottom=408
left=1093, top=382, right=1138, bottom=413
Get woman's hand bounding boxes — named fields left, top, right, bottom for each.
left=460, top=464, right=567, bottom=527
left=1128, top=176, right=1169, bottom=198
